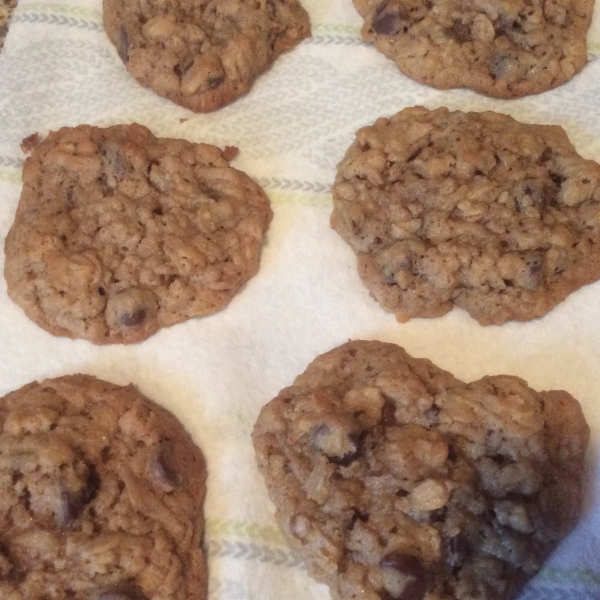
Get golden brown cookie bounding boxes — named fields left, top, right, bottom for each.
left=103, top=0, right=311, bottom=112
left=4, top=123, right=272, bottom=343
left=332, top=106, right=600, bottom=325
left=0, top=375, right=206, bottom=600
left=354, top=0, right=593, bottom=98
left=253, top=340, right=590, bottom=600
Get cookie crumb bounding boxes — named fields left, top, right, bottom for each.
left=20, top=133, right=41, bottom=153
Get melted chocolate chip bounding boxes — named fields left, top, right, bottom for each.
left=444, top=534, right=468, bottom=570
left=117, top=24, right=130, bottom=64
left=57, top=464, right=100, bottom=527
left=381, top=398, right=397, bottom=425
left=208, top=74, right=225, bottom=89
left=522, top=252, right=545, bottom=291
left=328, top=449, right=360, bottom=466
left=490, top=54, right=516, bottom=80
left=379, top=552, right=431, bottom=600
left=106, top=287, right=158, bottom=333
left=350, top=509, right=369, bottom=525
left=550, top=172, right=566, bottom=187
left=372, top=2, right=409, bottom=35
left=446, top=20, right=471, bottom=43
left=174, top=59, right=194, bottom=78
left=58, top=487, right=85, bottom=526
left=148, top=442, right=181, bottom=489
left=120, top=308, right=147, bottom=327
left=311, top=418, right=363, bottom=464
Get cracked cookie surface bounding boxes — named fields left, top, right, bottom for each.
left=252, top=340, right=589, bottom=600
left=4, top=123, right=272, bottom=344
left=353, top=0, right=593, bottom=98
left=0, top=375, right=206, bottom=600
left=103, top=0, right=311, bottom=112
left=331, top=106, right=600, bottom=325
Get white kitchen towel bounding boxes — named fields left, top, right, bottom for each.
left=0, top=1, right=599, bottom=598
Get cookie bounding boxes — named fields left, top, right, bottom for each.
left=4, top=123, right=272, bottom=344
left=353, top=0, right=593, bottom=98
left=253, top=340, right=590, bottom=600
left=103, top=0, right=311, bottom=112
left=331, top=106, right=600, bottom=325
left=0, top=374, right=206, bottom=600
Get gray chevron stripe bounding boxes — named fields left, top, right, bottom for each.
left=8, top=12, right=600, bottom=57
left=207, top=539, right=304, bottom=570
left=257, top=177, right=329, bottom=195
left=12, top=13, right=363, bottom=43
left=0, top=156, right=22, bottom=169
left=13, top=13, right=102, bottom=31
left=0, top=161, right=327, bottom=197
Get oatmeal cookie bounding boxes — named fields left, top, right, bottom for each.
left=353, top=0, right=593, bottom=98
left=331, top=106, right=600, bottom=325
left=4, top=123, right=272, bottom=343
left=103, top=0, right=311, bottom=112
left=253, top=340, right=590, bottom=600
left=0, top=374, right=206, bottom=600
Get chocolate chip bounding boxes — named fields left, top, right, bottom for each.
left=328, top=437, right=363, bottom=466
left=350, top=508, right=369, bottom=525
left=208, top=74, right=225, bottom=89
left=381, top=398, right=397, bottom=425
left=148, top=442, right=181, bottom=489
left=314, top=426, right=363, bottom=465
left=57, top=464, right=100, bottom=526
left=522, top=252, right=545, bottom=291
left=446, top=20, right=471, bottom=43
left=105, top=287, right=158, bottom=332
left=494, top=15, right=521, bottom=36
left=444, top=534, right=468, bottom=570
left=102, top=147, right=127, bottom=190
left=120, top=308, right=147, bottom=327
left=117, top=24, right=130, bottom=64
left=111, top=153, right=126, bottom=181
left=372, top=2, right=409, bottom=35
left=174, top=59, right=194, bottom=78
left=58, top=487, right=85, bottom=526
left=0, top=542, right=15, bottom=579
left=379, top=553, right=431, bottom=600
left=489, top=54, right=516, bottom=80
left=550, top=172, right=566, bottom=187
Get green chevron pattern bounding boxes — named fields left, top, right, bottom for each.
left=206, top=518, right=287, bottom=546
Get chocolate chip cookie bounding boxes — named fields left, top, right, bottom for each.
left=103, top=0, right=311, bottom=112
left=0, top=374, right=206, bottom=600
left=331, top=106, right=600, bottom=325
left=354, top=0, right=593, bottom=98
left=253, top=340, right=590, bottom=600
left=4, top=123, right=272, bottom=343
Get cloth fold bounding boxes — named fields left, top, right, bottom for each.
left=0, top=1, right=598, bottom=598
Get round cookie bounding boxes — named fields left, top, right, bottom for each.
left=0, top=375, right=207, bottom=600
left=353, top=0, right=593, bottom=98
left=331, top=106, right=600, bottom=325
left=252, top=340, right=590, bottom=600
left=103, top=0, right=311, bottom=112
left=4, top=123, right=272, bottom=344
